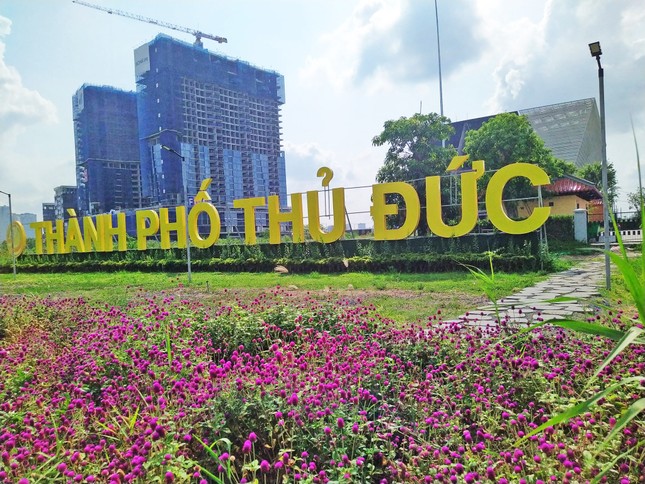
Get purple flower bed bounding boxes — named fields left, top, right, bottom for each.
left=0, top=291, right=643, bottom=483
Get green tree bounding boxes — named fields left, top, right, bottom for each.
left=576, top=161, right=618, bottom=205
left=626, top=188, right=644, bottom=225
left=373, top=112, right=456, bottom=232
left=627, top=187, right=645, bottom=212
left=464, top=113, right=576, bottom=217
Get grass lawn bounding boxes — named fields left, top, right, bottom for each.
left=0, top=268, right=551, bottom=321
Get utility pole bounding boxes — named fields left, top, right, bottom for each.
left=0, top=190, right=16, bottom=278
left=434, top=0, right=444, bottom=121
left=588, top=41, right=611, bottom=290
left=160, top=145, right=192, bottom=283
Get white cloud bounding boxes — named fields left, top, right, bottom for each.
left=300, top=0, right=400, bottom=90
left=481, top=1, right=645, bottom=130
left=285, top=141, right=349, bottom=193
left=480, top=1, right=552, bottom=112
left=284, top=141, right=377, bottom=225
left=0, top=16, right=57, bottom=133
left=471, top=0, right=645, bottom=208
left=0, top=15, right=10, bottom=36
left=300, top=0, right=482, bottom=92
left=620, top=4, right=645, bottom=56
left=0, top=15, right=58, bottom=196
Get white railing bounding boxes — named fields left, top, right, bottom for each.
left=599, top=229, right=642, bottom=243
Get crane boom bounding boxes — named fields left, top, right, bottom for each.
left=72, top=0, right=227, bottom=46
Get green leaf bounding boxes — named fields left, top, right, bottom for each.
left=486, top=250, right=495, bottom=280
left=609, top=208, right=628, bottom=260
left=517, top=376, right=644, bottom=443
left=591, top=439, right=645, bottom=484
left=33, top=453, right=60, bottom=483
left=242, top=459, right=260, bottom=473
left=596, top=397, right=645, bottom=455
left=518, top=400, right=589, bottom=444
left=591, top=325, right=644, bottom=381
left=642, top=203, right=645, bottom=280
left=194, top=435, right=219, bottom=462
left=197, top=465, right=223, bottom=484
left=126, top=406, right=139, bottom=431
left=518, top=319, right=624, bottom=341
left=217, top=437, right=233, bottom=451
left=608, top=251, right=645, bottom=325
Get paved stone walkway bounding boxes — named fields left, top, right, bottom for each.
left=451, top=258, right=605, bottom=326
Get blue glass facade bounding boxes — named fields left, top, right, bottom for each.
left=73, top=85, right=141, bottom=215
left=135, top=34, right=287, bottom=233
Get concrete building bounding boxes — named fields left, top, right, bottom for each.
left=519, top=99, right=602, bottom=168
left=135, top=34, right=287, bottom=234
left=16, top=213, right=37, bottom=239
left=42, top=203, right=55, bottom=223
left=0, top=205, right=9, bottom=238
left=519, top=174, right=604, bottom=222
left=0, top=207, right=37, bottom=240
left=450, top=98, right=602, bottom=168
left=54, top=186, right=78, bottom=222
left=73, top=84, right=142, bottom=215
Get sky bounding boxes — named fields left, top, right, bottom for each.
left=0, top=0, right=644, bottom=225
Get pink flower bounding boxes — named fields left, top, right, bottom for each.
left=242, top=440, right=252, bottom=454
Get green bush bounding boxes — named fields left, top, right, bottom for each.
left=3, top=232, right=551, bottom=274
left=197, top=306, right=265, bottom=355
left=1, top=252, right=550, bottom=275
left=545, top=215, right=574, bottom=241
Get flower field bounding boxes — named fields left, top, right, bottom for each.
left=0, top=289, right=643, bottom=483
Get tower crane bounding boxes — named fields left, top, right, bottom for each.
left=72, top=0, right=227, bottom=46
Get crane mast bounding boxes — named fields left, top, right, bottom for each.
left=72, top=0, right=227, bottom=46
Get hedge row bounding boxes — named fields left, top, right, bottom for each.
left=2, top=253, right=548, bottom=275
left=17, top=232, right=541, bottom=265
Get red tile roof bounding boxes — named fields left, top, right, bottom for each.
left=544, top=176, right=602, bottom=201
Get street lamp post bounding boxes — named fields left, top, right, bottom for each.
left=0, top=190, right=17, bottom=278
left=160, top=145, right=192, bottom=283
left=588, top=41, right=611, bottom=290
left=434, top=0, right=444, bottom=121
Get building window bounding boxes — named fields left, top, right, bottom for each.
left=548, top=202, right=554, bottom=207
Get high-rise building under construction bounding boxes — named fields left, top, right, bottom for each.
left=135, top=34, right=287, bottom=233
left=73, top=84, right=142, bottom=215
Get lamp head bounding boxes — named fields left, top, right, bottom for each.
left=588, top=41, right=602, bottom=57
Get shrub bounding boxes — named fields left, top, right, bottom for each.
left=545, top=215, right=574, bottom=241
